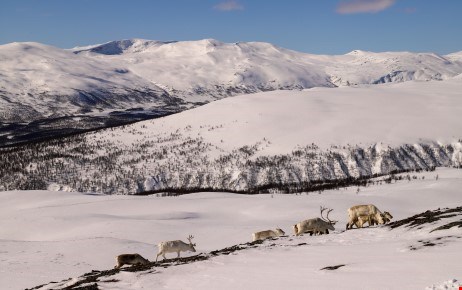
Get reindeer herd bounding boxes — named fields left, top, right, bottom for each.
left=114, top=203, right=393, bottom=268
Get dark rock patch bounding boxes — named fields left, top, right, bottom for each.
left=408, top=235, right=459, bottom=251
left=73, top=284, right=98, bottom=290
left=388, top=206, right=462, bottom=230
left=430, top=221, right=462, bottom=232
left=321, top=264, right=345, bottom=270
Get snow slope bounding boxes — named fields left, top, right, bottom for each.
left=0, top=42, right=177, bottom=122
left=119, top=78, right=461, bottom=152
left=1, top=78, right=460, bottom=194
left=1, top=168, right=460, bottom=289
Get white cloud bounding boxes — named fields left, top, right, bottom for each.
left=213, top=0, right=244, bottom=11
left=336, top=0, right=396, bottom=14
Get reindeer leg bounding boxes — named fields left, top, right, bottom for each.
left=347, top=220, right=355, bottom=230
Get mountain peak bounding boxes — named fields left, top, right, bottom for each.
left=345, top=49, right=370, bottom=56
left=73, top=39, right=177, bottom=55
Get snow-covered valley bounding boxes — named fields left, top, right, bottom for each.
left=1, top=168, right=460, bottom=289
left=1, top=39, right=462, bottom=145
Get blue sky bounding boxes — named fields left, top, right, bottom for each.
left=1, top=0, right=461, bottom=54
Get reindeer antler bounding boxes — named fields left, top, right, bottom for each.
left=320, top=206, right=328, bottom=221
left=320, top=206, right=337, bottom=224
left=326, top=209, right=338, bottom=225
left=187, top=235, right=196, bottom=246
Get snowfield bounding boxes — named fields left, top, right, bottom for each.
left=0, top=168, right=461, bottom=289
left=119, top=77, right=462, bottom=151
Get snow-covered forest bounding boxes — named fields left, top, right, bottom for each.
left=1, top=78, right=461, bottom=194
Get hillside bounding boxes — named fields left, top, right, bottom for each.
left=1, top=39, right=462, bottom=145
left=0, top=78, right=460, bottom=194
left=0, top=42, right=180, bottom=121
left=1, top=168, right=460, bottom=289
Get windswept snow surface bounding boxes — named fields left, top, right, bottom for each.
left=0, top=168, right=461, bottom=289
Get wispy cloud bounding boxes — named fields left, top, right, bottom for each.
left=336, top=0, right=396, bottom=14
left=213, top=0, right=244, bottom=11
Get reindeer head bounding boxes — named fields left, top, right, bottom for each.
left=320, top=206, right=338, bottom=226
left=381, top=211, right=393, bottom=224
left=383, top=211, right=393, bottom=219
left=276, top=228, right=285, bottom=236
left=187, top=235, right=197, bottom=252
left=292, top=224, right=298, bottom=235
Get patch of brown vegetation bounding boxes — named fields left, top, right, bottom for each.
left=388, top=206, right=462, bottom=230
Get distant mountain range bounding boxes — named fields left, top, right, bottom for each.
left=1, top=38, right=462, bottom=145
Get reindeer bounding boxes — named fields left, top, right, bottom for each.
left=156, top=235, right=196, bottom=261
left=362, top=211, right=393, bottom=227
left=347, top=204, right=393, bottom=229
left=114, top=253, right=149, bottom=269
left=382, top=211, right=393, bottom=223
left=355, top=214, right=373, bottom=228
left=370, top=211, right=393, bottom=226
left=252, top=228, right=285, bottom=241
left=293, top=206, right=337, bottom=236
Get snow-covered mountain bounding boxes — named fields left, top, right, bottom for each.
left=1, top=78, right=460, bottom=194
left=1, top=39, right=462, bottom=145
left=73, top=38, right=462, bottom=95
left=0, top=42, right=180, bottom=122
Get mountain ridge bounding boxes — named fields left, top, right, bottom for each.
left=1, top=39, right=462, bottom=145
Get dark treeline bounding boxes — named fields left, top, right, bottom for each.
left=135, top=167, right=437, bottom=196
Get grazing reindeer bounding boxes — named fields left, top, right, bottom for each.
left=114, top=253, right=149, bottom=269
left=356, top=214, right=373, bottom=228
left=252, top=228, right=285, bottom=241
left=360, top=211, right=394, bottom=227
left=347, top=204, right=393, bottom=229
left=382, top=211, right=393, bottom=223
left=293, top=206, right=337, bottom=236
left=156, top=235, right=196, bottom=261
